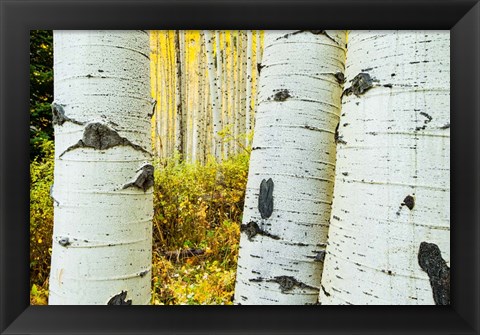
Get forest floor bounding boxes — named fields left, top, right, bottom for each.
left=30, top=140, right=248, bottom=305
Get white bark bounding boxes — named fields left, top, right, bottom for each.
left=215, top=30, right=224, bottom=116
left=174, top=31, right=184, bottom=159
left=234, top=32, right=244, bottom=155
left=220, top=32, right=229, bottom=159
left=49, top=30, right=153, bottom=305
left=191, top=36, right=200, bottom=163
left=245, top=30, right=253, bottom=146
left=252, top=30, right=263, bottom=135
left=215, top=31, right=227, bottom=159
left=204, top=30, right=222, bottom=160
left=227, top=34, right=236, bottom=157
left=320, top=31, right=450, bottom=305
left=234, top=30, right=347, bottom=305
left=159, top=34, right=169, bottom=159
left=180, top=30, right=189, bottom=160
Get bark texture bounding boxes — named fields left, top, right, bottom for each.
left=234, top=30, right=347, bottom=305
left=49, top=30, right=153, bottom=305
left=204, top=30, right=222, bottom=160
left=320, top=31, right=450, bottom=305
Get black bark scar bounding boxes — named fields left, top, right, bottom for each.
left=257, top=63, right=264, bottom=74
left=240, top=221, right=280, bottom=241
left=334, top=72, right=345, bottom=84
left=420, top=112, right=433, bottom=124
left=334, top=122, right=347, bottom=145
left=258, top=178, right=274, bottom=219
left=51, top=102, right=85, bottom=126
left=59, top=122, right=150, bottom=158
left=279, top=30, right=340, bottom=45
left=402, top=195, right=415, bottom=210
left=315, top=250, right=326, bottom=262
left=321, top=285, right=331, bottom=297
left=418, top=242, right=450, bottom=305
left=267, top=276, right=317, bottom=293
left=139, top=269, right=149, bottom=277
left=148, top=99, right=157, bottom=118
left=249, top=277, right=264, bottom=283
left=272, top=89, right=291, bottom=102
left=58, top=237, right=71, bottom=247
left=107, top=291, right=132, bottom=305
left=343, top=73, right=374, bottom=97
left=122, top=164, right=154, bottom=192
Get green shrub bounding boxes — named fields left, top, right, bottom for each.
left=30, top=147, right=249, bottom=305
left=153, top=153, right=248, bottom=251
left=151, top=153, right=248, bottom=304
left=30, top=139, right=54, bottom=303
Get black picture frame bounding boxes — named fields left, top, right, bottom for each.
left=1, top=0, right=479, bottom=334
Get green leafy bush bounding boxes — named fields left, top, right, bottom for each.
left=30, top=139, right=54, bottom=304
left=30, top=149, right=249, bottom=305
left=151, top=153, right=248, bottom=305
left=30, top=30, right=53, bottom=160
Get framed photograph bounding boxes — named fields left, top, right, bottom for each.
left=1, top=0, right=479, bottom=334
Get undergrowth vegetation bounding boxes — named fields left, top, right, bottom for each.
left=30, top=141, right=249, bottom=305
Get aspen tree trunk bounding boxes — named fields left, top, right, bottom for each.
left=226, top=33, right=235, bottom=157
left=214, top=31, right=226, bottom=160
left=165, top=31, right=174, bottom=158
left=245, top=30, right=253, bottom=147
left=150, top=32, right=160, bottom=156
left=234, top=32, right=242, bottom=155
left=238, top=32, right=247, bottom=150
left=190, top=34, right=200, bottom=163
left=234, top=30, right=347, bottom=305
left=159, top=34, right=169, bottom=160
left=256, top=30, right=263, bottom=67
left=252, top=30, right=263, bottom=133
left=231, top=32, right=239, bottom=155
left=320, top=31, right=450, bottom=305
left=168, top=31, right=176, bottom=158
left=221, top=32, right=230, bottom=159
left=174, top=31, right=184, bottom=160
left=204, top=30, right=222, bottom=161
left=180, top=31, right=188, bottom=160
left=196, top=33, right=206, bottom=164
left=215, top=31, right=224, bottom=115
left=49, top=30, right=153, bottom=305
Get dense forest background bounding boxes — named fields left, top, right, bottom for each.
left=30, top=30, right=259, bottom=305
